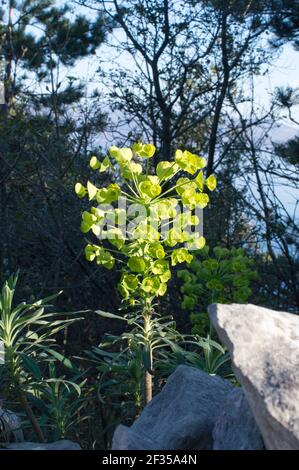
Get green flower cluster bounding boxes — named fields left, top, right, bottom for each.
left=177, top=246, right=258, bottom=336
left=75, top=143, right=217, bottom=306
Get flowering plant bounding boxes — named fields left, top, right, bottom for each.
left=76, top=143, right=216, bottom=308
left=76, top=142, right=217, bottom=403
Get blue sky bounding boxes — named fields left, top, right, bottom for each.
left=255, top=43, right=299, bottom=126
left=71, top=30, right=299, bottom=136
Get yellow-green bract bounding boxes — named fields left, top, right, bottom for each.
left=75, top=142, right=217, bottom=305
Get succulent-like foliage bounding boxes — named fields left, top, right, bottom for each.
left=177, top=246, right=258, bottom=336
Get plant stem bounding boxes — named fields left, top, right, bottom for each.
left=143, top=309, right=153, bottom=405
left=5, top=348, right=45, bottom=442
left=144, top=363, right=152, bottom=404
left=17, top=384, right=45, bottom=443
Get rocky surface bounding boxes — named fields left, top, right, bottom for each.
left=208, top=303, right=299, bottom=450
left=113, top=365, right=233, bottom=450
left=0, top=440, right=81, bottom=450
left=0, top=407, right=24, bottom=442
left=112, top=424, right=160, bottom=450
left=212, top=387, right=264, bottom=450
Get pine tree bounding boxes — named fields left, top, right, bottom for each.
left=0, top=1, right=113, bottom=317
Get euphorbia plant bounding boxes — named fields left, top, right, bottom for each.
left=178, top=246, right=258, bottom=336
left=76, top=143, right=217, bottom=403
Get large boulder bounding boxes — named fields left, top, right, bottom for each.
left=113, top=365, right=233, bottom=450
left=112, top=424, right=160, bottom=450
left=208, top=303, right=299, bottom=450
left=1, top=440, right=81, bottom=450
left=212, top=387, right=264, bottom=449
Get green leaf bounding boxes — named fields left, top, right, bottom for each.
left=19, top=353, right=42, bottom=380
left=182, top=191, right=209, bottom=208
left=100, top=155, right=112, bottom=172
left=121, top=161, right=142, bottom=179
left=156, top=161, right=178, bottom=181
left=90, top=156, right=101, bottom=170
left=106, top=183, right=121, bottom=202
left=152, top=259, right=169, bottom=275
left=96, top=184, right=121, bottom=203
left=74, top=182, right=86, bottom=199
left=175, top=150, right=207, bottom=174
left=157, top=282, right=167, bottom=296
left=195, top=171, right=204, bottom=191
left=147, top=242, right=165, bottom=259
left=121, top=274, right=139, bottom=291
left=171, top=248, right=193, bottom=266
left=44, top=348, right=76, bottom=371
left=175, top=177, right=197, bottom=196
left=87, top=181, right=98, bottom=200
left=96, top=250, right=115, bottom=269
left=206, top=174, right=217, bottom=191
left=85, top=244, right=100, bottom=261
left=128, top=256, right=146, bottom=273
left=95, top=310, right=127, bottom=322
left=139, top=180, right=161, bottom=199
left=141, top=276, right=160, bottom=293
left=186, top=236, right=206, bottom=250
left=133, top=143, right=156, bottom=158
left=109, top=146, right=132, bottom=164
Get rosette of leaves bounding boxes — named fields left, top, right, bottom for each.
left=177, top=246, right=258, bottom=336
left=76, top=143, right=217, bottom=403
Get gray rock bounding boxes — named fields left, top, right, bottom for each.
left=0, top=408, right=24, bottom=442
left=1, top=440, right=81, bottom=450
left=113, top=365, right=233, bottom=450
left=112, top=424, right=161, bottom=450
left=208, top=303, right=299, bottom=450
left=212, top=387, right=264, bottom=449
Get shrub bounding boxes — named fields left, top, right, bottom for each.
left=177, top=246, right=258, bottom=336
left=0, top=272, right=83, bottom=442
